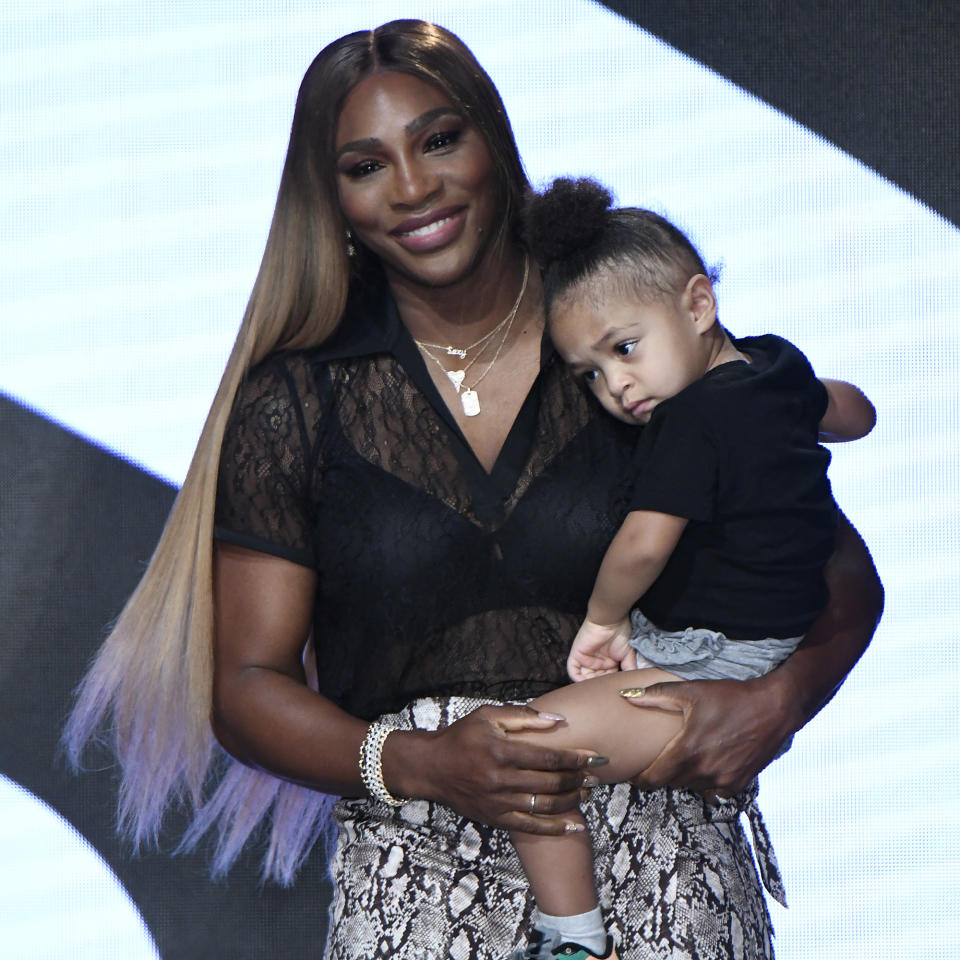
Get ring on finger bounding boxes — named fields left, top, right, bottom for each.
left=528, top=793, right=537, bottom=814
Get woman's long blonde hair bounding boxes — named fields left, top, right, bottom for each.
left=64, top=20, right=530, bottom=885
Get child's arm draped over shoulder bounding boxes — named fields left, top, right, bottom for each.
left=818, top=378, right=876, bottom=442
left=568, top=511, right=688, bottom=680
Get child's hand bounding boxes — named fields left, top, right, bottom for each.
left=567, top=617, right=635, bottom=681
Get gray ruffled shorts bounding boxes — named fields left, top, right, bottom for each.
left=325, top=696, right=782, bottom=960
left=629, top=609, right=803, bottom=760
left=629, top=609, right=802, bottom=682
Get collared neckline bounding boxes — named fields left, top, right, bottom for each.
left=308, top=279, right=559, bottom=521
left=311, top=277, right=556, bottom=367
left=309, top=279, right=404, bottom=362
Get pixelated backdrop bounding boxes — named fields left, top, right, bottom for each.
left=1, top=2, right=957, bottom=958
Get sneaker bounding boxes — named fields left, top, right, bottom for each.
left=551, top=935, right=619, bottom=959
left=509, top=930, right=619, bottom=960
left=509, top=926, right=560, bottom=960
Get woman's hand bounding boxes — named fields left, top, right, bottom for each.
left=384, top=704, right=595, bottom=835
left=624, top=674, right=797, bottom=795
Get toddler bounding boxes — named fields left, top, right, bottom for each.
left=507, top=178, right=876, bottom=960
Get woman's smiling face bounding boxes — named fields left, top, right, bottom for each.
left=335, top=70, right=500, bottom=288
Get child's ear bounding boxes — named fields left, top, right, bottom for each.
left=683, top=274, right=717, bottom=333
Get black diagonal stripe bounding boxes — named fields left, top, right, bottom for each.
left=0, top=396, right=330, bottom=959
left=600, top=0, right=959, bottom=227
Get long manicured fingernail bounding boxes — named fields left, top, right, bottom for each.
left=619, top=687, right=645, bottom=698
left=585, top=755, right=609, bottom=767
left=564, top=822, right=586, bottom=833
left=582, top=775, right=600, bottom=787
left=537, top=711, right=566, bottom=722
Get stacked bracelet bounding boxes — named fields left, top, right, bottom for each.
left=359, top=721, right=406, bottom=807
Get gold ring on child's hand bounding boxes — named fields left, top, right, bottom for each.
left=528, top=793, right=537, bottom=813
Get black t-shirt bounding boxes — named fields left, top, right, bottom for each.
left=632, top=334, right=837, bottom=640
left=215, top=285, right=637, bottom=720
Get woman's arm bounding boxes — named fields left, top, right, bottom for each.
left=626, top=512, right=883, bottom=795
left=212, top=542, right=591, bottom=832
left=819, top=378, right=877, bottom=442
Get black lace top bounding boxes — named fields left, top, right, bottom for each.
left=215, top=285, right=637, bottom=720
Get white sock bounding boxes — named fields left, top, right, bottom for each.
left=536, top=907, right=607, bottom=955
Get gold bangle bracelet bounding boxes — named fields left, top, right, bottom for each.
left=359, top=721, right=405, bottom=807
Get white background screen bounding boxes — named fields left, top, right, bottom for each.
left=1, top=3, right=957, bottom=958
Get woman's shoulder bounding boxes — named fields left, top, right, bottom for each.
left=248, top=346, right=321, bottom=383
left=238, top=348, right=330, bottom=410
left=225, top=349, right=337, bottom=462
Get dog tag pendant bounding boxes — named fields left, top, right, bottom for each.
left=461, top=388, right=480, bottom=417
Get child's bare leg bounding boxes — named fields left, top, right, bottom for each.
left=509, top=669, right=682, bottom=923
left=510, top=821, right=596, bottom=915
left=523, top=668, right=684, bottom=782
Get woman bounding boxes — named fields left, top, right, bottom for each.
left=66, top=20, right=882, bottom=960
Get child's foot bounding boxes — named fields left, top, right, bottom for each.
left=510, top=929, right=619, bottom=960
left=509, top=926, right=559, bottom=959
left=551, top=935, right=619, bottom=959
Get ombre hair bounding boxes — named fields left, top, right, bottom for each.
left=64, top=20, right=531, bottom=885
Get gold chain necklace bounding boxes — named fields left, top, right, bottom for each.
left=414, top=301, right=514, bottom=359
left=416, top=256, right=529, bottom=417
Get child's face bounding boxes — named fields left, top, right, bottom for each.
left=551, top=280, right=713, bottom=425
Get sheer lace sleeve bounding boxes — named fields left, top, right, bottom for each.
left=214, top=355, right=319, bottom=568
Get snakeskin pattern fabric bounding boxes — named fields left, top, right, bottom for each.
left=325, top=698, right=778, bottom=960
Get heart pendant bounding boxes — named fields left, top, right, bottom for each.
left=447, top=370, right=465, bottom=393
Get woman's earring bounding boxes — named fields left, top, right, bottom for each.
left=345, top=230, right=356, bottom=258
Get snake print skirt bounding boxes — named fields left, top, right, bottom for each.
left=324, top=697, right=782, bottom=960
